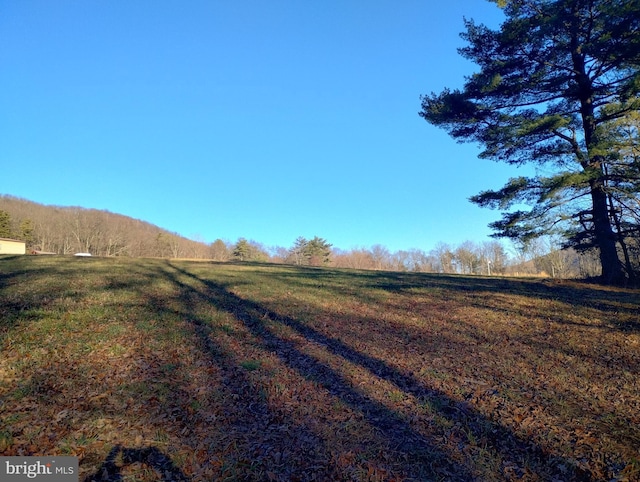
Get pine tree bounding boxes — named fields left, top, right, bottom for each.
left=233, top=238, right=251, bottom=261
left=0, top=210, right=12, bottom=238
left=420, top=0, right=640, bottom=284
left=290, top=236, right=308, bottom=265
left=303, top=236, right=333, bottom=266
left=19, top=219, right=35, bottom=246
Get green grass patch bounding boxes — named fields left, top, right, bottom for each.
left=239, top=360, right=262, bottom=371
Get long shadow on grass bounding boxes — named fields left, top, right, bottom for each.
left=271, top=268, right=640, bottom=333
left=379, top=274, right=640, bottom=332
left=142, top=265, right=350, bottom=481
left=168, top=263, right=588, bottom=481
left=0, top=259, right=85, bottom=340
left=158, top=263, right=474, bottom=481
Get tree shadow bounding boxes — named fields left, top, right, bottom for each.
left=1, top=257, right=605, bottom=480
left=265, top=267, right=640, bottom=423
left=0, top=260, right=77, bottom=341
left=138, top=265, right=347, bottom=481
left=83, top=445, right=189, bottom=481
left=156, top=263, right=474, bottom=481
left=165, top=262, right=590, bottom=481
left=268, top=268, right=640, bottom=333
left=385, top=273, right=638, bottom=317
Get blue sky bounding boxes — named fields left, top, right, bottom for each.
left=1, top=1, right=529, bottom=252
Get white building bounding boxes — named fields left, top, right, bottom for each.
left=0, top=238, right=26, bottom=255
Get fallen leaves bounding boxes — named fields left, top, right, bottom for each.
left=1, top=257, right=639, bottom=480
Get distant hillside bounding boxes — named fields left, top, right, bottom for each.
left=0, top=194, right=210, bottom=258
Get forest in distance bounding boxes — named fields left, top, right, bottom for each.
left=0, top=194, right=603, bottom=279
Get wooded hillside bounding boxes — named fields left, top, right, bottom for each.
left=0, top=195, right=210, bottom=258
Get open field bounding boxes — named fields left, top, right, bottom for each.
left=1, top=256, right=639, bottom=481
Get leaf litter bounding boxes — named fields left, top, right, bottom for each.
left=0, top=256, right=639, bottom=481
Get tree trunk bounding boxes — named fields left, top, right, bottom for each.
left=607, top=190, right=636, bottom=282
left=590, top=182, right=625, bottom=284
left=570, top=17, right=626, bottom=285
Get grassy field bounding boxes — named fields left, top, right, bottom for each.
left=1, top=255, right=639, bottom=481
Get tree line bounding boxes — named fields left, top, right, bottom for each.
left=220, top=236, right=600, bottom=279
left=1, top=194, right=599, bottom=278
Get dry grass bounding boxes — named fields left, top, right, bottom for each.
left=1, top=255, right=639, bottom=481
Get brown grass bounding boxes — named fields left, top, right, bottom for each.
left=1, top=255, right=639, bottom=481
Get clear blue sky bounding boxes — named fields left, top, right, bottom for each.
left=1, top=1, right=530, bottom=252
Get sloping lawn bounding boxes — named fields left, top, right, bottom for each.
left=1, top=256, right=639, bottom=481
